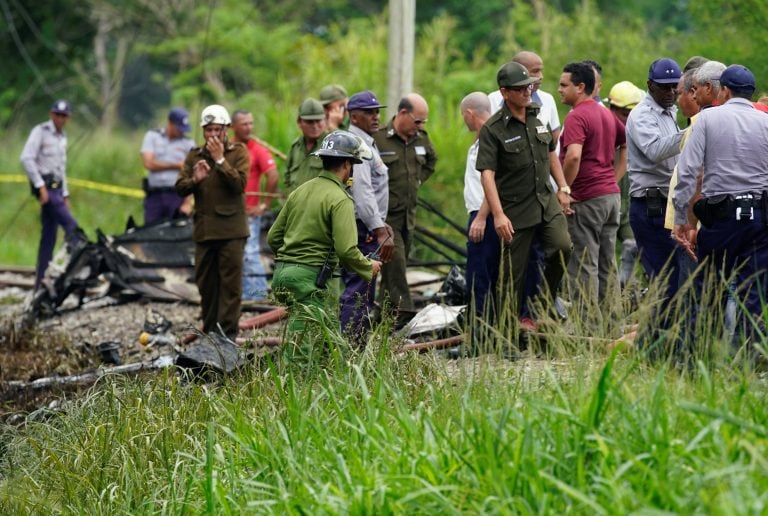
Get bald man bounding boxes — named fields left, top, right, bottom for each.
left=461, top=92, right=499, bottom=340
left=374, top=93, right=438, bottom=313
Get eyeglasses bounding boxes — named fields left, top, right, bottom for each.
left=407, top=112, right=428, bottom=125
left=505, top=84, right=534, bottom=93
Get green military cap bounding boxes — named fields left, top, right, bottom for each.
left=298, top=98, right=325, bottom=120
left=319, top=84, right=348, bottom=105
left=497, top=61, right=537, bottom=88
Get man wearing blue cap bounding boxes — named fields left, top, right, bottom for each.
left=673, top=64, right=768, bottom=348
left=625, top=57, right=686, bottom=343
left=21, top=99, right=83, bottom=289
left=140, top=107, right=195, bottom=224
left=340, top=90, right=394, bottom=341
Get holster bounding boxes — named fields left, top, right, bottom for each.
left=645, top=188, right=665, bottom=217
left=692, top=198, right=715, bottom=228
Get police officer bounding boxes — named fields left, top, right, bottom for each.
left=476, top=62, right=572, bottom=333
left=673, top=64, right=768, bottom=344
left=140, top=107, right=195, bottom=224
left=20, top=99, right=82, bottom=289
left=284, top=98, right=327, bottom=193
left=340, top=91, right=394, bottom=340
left=373, top=93, right=438, bottom=313
left=268, top=131, right=382, bottom=340
left=176, top=105, right=250, bottom=341
left=626, top=58, right=685, bottom=341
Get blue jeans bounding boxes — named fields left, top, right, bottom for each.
left=242, top=216, right=269, bottom=300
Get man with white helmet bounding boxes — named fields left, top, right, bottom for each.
left=269, top=130, right=382, bottom=353
left=176, top=104, right=250, bottom=341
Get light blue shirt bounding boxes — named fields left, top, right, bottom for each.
left=20, top=120, right=69, bottom=196
left=626, top=94, right=684, bottom=197
left=348, top=124, right=389, bottom=231
left=673, top=97, right=768, bottom=225
left=141, top=128, right=195, bottom=188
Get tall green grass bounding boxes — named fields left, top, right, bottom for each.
left=2, top=270, right=768, bottom=513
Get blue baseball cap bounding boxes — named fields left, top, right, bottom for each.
left=648, top=58, right=682, bottom=84
left=718, top=64, right=756, bottom=93
left=50, top=100, right=71, bottom=115
left=169, top=107, right=191, bottom=133
left=347, top=91, right=386, bottom=111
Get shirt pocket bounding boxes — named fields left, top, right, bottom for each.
left=215, top=204, right=241, bottom=217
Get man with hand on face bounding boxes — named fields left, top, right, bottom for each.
left=340, top=91, right=394, bottom=340
left=476, top=62, right=572, bottom=334
left=176, top=105, right=250, bottom=341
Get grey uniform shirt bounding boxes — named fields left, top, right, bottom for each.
left=673, top=97, right=768, bottom=225
left=348, top=124, right=389, bottom=231
left=626, top=94, right=684, bottom=197
left=20, top=120, right=69, bottom=196
left=141, top=129, right=195, bottom=189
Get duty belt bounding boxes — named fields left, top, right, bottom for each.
left=41, top=174, right=62, bottom=190
left=693, top=193, right=765, bottom=227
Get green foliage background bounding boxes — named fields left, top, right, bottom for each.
left=2, top=0, right=768, bottom=265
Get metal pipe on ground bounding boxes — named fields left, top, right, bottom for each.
left=239, top=306, right=288, bottom=330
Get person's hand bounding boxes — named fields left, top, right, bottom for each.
left=193, top=160, right=210, bottom=183
left=557, top=190, right=574, bottom=215
left=370, top=260, right=382, bottom=277
left=206, top=135, right=224, bottom=162
left=38, top=185, right=49, bottom=205
left=494, top=213, right=515, bottom=243
left=178, top=196, right=193, bottom=215
left=375, top=225, right=395, bottom=263
left=468, top=214, right=486, bottom=243
left=672, top=223, right=698, bottom=261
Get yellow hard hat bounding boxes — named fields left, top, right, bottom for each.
left=606, top=81, right=645, bottom=109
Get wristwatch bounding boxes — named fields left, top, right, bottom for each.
left=558, top=185, right=571, bottom=195
left=215, top=157, right=225, bottom=165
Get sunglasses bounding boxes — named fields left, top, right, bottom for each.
left=505, top=84, right=534, bottom=93
left=407, top=112, right=428, bottom=125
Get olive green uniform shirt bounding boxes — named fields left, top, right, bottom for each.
left=268, top=171, right=372, bottom=281
left=476, top=103, right=560, bottom=230
left=373, top=121, right=438, bottom=231
left=284, top=134, right=326, bottom=193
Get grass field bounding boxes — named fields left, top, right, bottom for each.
left=1, top=329, right=767, bottom=513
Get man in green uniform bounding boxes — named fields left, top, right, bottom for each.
left=269, top=131, right=382, bottom=341
left=373, top=93, right=438, bottom=312
left=176, top=104, right=250, bottom=340
left=284, top=98, right=327, bottom=193
left=476, top=62, right=573, bottom=330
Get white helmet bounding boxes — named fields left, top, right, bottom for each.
left=200, top=104, right=231, bottom=127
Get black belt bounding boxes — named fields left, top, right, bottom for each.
left=635, top=187, right=667, bottom=200
left=694, top=193, right=765, bottom=227
left=41, top=174, right=62, bottom=190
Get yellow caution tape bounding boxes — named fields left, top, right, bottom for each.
left=0, top=174, right=145, bottom=198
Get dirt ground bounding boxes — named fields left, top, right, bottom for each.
left=0, top=276, right=281, bottom=421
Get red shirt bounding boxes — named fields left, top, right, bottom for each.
left=244, top=139, right=276, bottom=208
left=559, top=100, right=624, bottom=201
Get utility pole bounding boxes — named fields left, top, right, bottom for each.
left=387, top=0, right=415, bottom=118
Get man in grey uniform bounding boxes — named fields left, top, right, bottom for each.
left=673, top=64, right=768, bottom=347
